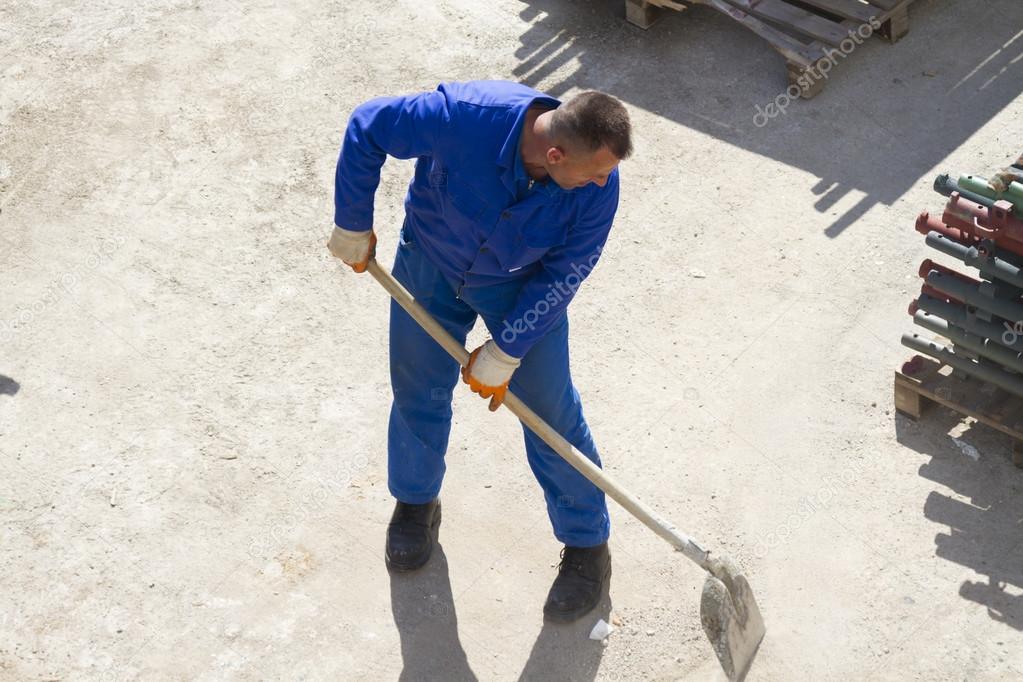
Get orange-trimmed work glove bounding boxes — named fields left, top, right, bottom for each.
left=461, top=340, right=521, bottom=411
left=327, top=226, right=376, bottom=273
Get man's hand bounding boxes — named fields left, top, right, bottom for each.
left=461, top=340, right=521, bottom=411
left=328, top=226, right=376, bottom=273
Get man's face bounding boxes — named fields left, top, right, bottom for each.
left=544, top=145, right=619, bottom=190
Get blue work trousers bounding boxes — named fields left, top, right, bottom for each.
left=386, top=228, right=610, bottom=547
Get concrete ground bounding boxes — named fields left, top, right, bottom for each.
left=2, top=0, right=1022, bottom=679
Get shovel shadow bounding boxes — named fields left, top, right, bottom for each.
left=389, top=544, right=478, bottom=681
left=518, top=585, right=611, bottom=682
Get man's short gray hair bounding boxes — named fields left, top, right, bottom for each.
left=548, top=91, right=633, bottom=160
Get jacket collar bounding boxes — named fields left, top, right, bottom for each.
left=497, top=95, right=560, bottom=196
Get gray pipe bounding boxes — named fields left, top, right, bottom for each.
left=925, top=270, right=1023, bottom=325
left=913, top=310, right=1023, bottom=374
left=924, top=231, right=1023, bottom=289
left=901, top=332, right=1023, bottom=398
left=915, top=294, right=1023, bottom=353
left=933, top=173, right=995, bottom=208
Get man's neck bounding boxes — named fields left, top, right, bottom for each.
left=520, top=106, right=555, bottom=181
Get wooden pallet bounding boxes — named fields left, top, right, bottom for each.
left=895, top=355, right=1023, bottom=468
left=626, top=0, right=915, bottom=98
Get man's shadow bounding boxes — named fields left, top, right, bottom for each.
left=389, top=543, right=478, bottom=681
left=390, top=543, right=611, bottom=681
left=518, top=582, right=611, bottom=681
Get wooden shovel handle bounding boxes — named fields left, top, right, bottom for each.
left=365, top=257, right=711, bottom=569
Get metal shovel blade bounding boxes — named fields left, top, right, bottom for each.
left=700, top=556, right=765, bottom=681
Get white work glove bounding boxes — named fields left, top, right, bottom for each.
left=461, top=340, right=521, bottom=411
left=327, top=226, right=376, bottom=273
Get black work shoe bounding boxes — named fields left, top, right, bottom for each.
left=385, top=499, right=441, bottom=572
left=543, top=543, right=611, bottom=623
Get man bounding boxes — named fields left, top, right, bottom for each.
left=328, top=80, right=631, bottom=623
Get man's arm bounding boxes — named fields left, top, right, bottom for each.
left=495, top=171, right=620, bottom=359
left=334, top=90, right=450, bottom=230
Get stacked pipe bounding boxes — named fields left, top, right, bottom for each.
left=903, top=153, right=1023, bottom=397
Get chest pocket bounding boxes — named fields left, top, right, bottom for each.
left=490, top=209, right=569, bottom=272
left=442, top=167, right=498, bottom=224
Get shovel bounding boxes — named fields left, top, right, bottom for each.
left=363, top=256, right=765, bottom=680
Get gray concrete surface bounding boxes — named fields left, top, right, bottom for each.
left=2, top=0, right=1022, bottom=679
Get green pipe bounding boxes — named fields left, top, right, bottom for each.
left=958, top=174, right=1023, bottom=217
left=934, top=173, right=993, bottom=208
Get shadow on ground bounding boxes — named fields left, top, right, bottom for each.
left=0, top=374, right=19, bottom=396
left=513, top=0, right=1023, bottom=237
left=518, top=586, right=610, bottom=681
left=389, top=541, right=611, bottom=680
left=895, top=408, right=1023, bottom=632
left=390, top=544, right=478, bottom=681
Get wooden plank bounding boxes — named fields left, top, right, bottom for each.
left=721, top=0, right=850, bottom=46
left=795, top=0, right=877, bottom=24
left=787, top=61, right=827, bottom=98
left=1001, top=397, right=1023, bottom=467
left=648, top=0, right=689, bottom=10
left=868, top=0, right=898, bottom=11
left=895, top=365, right=1023, bottom=442
left=1001, top=400, right=1023, bottom=430
left=879, top=2, right=909, bottom=42
left=705, top=0, right=818, bottom=66
left=894, top=373, right=928, bottom=419
left=899, top=354, right=944, bottom=384
left=680, top=0, right=918, bottom=100
left=979, top=387, right=1013, bottom=423
left=626, top=0, right=664, bottom=29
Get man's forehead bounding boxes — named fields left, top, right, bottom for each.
left=588, top=147, right=620, bottom=172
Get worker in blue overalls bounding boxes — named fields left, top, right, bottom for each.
left=328, top=80, right=631, bottom=622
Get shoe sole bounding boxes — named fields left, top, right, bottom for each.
left=542, top=563, right=612, bottom=624
left=385, top=506, right=442, bottom=573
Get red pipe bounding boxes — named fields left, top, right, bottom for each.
left=942, top=192, right=1023, bottom=256
left=921, top=283, right=961, bottom=304
left=915, top=211, right=975, bottom=245
left=917, top=258, right=981, bottom=285
left=945, top=192, right=1023, bottom=231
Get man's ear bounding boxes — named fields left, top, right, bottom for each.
left=546, top=146, right=565, bottom=165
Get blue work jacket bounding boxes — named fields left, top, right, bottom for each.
left=334, top=80, right=620, bottom=358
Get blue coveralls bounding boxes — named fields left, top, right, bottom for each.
left=334, top=81, right=620, bottom=547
